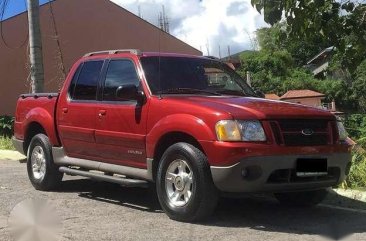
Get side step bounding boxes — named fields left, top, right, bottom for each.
left=59, top=167, right=149, bottom=188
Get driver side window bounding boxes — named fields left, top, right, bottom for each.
left=103, top=59, right=139, bottom=101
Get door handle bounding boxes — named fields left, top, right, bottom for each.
left=62, top=108, right=68, bottom=113
left=98, top=110, right=107, bottom=117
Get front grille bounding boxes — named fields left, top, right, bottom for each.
left=271, top=119, right=333, bottom=146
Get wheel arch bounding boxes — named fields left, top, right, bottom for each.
left=22, top=107, right=60, bottom=154
left=151, top=131, right=206, bottom=182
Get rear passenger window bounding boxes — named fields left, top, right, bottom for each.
left=72, top=61, right=103, bottom=100
left=68, top=64, right=82, bottom=98
left=103, top=60, right=139, bottom=101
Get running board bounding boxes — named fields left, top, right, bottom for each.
left=59, top=167, right=149, bottom=188
left=52, top=147, right=153, bottom=181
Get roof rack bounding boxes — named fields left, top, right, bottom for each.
left=83, top=49, right=142, bottom=57
left=204, top=55, right=221, bottom=60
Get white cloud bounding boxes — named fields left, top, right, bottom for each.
left=111, top=0, right=268, bottom=57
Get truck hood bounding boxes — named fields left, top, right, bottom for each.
left=164, top=96, right=335, bottom=120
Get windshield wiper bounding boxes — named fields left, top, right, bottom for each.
left=160, top=88, right=221, bottom=96
left=214, top=89, right=248, bottom=96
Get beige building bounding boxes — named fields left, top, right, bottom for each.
left=280, top=90, right=326, bottom=108
left=0, top=0, right=201, bottom=115
left=265, top=89, right=338, bottom=112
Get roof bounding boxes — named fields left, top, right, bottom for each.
left=265, top=93, right=280, bottom=100
left=306, top=46, right=334, bottom=65
left=280, top=90, right=325, bottom=100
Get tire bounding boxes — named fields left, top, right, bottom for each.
left=274, top=189, right=328, bottom=207
left=156, top=142, right=218, bottom=222
left=27, top=134, right=63, bottom=191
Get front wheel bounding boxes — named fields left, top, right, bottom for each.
left=27, top=134, right=63, bottom=191
left=156, top=142, right=218, bottom=222
left=274, top=189, right=328, bottom=207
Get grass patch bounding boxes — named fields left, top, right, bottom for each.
left=0, top=136, right=15, bottom=150
left=342, top=143, right=366, bottom=189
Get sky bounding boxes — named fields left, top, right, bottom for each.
left=1, top=0, right=268, bottom=57
left=112, top=0, right=269, bottom=56
left=0, top=0, right=50, bottom=19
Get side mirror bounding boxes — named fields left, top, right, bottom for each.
left=116, top=84, right=145, bottom=104
left=254, top=90, right=265, bottom=98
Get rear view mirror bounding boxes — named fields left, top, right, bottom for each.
left=115, top=84, right=145, bottom=103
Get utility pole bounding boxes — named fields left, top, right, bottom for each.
left=27, top=0, right=44, bottom=93
left=246, top=71, right=251, bottom=87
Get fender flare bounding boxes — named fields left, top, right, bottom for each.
left=24, top=107, right=60, bottom=146
left=146, top=114, right=216, bottom=157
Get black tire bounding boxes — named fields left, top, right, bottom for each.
left=156, top=142, right=218, bottom=222
left=27, top=134, right=63, bottom=191
left=274, top=189, right=328, bottom=207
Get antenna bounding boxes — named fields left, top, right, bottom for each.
left=158, top=21, right=162, bottom=99
left=158, top=5, right=170, bottom=33
left=138, top=5, right=142, bottom=19
left=206, top=39, right=210, bottom=56
left=227, top=45, right=231, bottom=60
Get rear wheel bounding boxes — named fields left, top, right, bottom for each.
left=156, top=142, right=218, bottom=222
left=274, top=189, right=328, bottom=207
left=27, top=134, right=63, bottom=191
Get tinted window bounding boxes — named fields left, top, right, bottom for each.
left=73, top=61, right=103, bottom=100
left=68, top=64, right=83, bottom=98
left=103, top=60, right=139, bottom=101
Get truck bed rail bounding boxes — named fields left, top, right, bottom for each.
left=20, top=93, right=59, bottom=99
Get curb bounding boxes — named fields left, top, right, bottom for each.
left=0, top=150, right=26, bottom=161
left=331, top=188, right=366, bottom=203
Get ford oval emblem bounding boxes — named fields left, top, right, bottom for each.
left=301, top=129, right=314, bottom=136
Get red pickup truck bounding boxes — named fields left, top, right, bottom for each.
left=13, top=49, right=351, bottom=221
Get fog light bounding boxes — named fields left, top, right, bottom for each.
left=241, top=168, right=249, bottom=178
left=241, top=165, right=262, bottom=181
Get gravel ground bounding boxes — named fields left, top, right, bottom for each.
left=1, top=159, right=366, bottom=241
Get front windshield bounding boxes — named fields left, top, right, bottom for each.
left=140, top=56, right=256, bottom=97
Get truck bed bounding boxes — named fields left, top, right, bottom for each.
left=14, top=93, right=59, bottom=145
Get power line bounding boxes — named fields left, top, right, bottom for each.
left=0, top=0, right=29, bottom=49
left=47, top=0, right=66, bottom=86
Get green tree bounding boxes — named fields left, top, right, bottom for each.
left=352, top=59, right=366, bottom=112
left=251, top=0, right=366, bottom=75
left=256, top=24, right=331, bottom=66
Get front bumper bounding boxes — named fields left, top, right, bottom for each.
left=210, top=153, right=351, bottom=193
left=12, top=137, right=25, bottom=155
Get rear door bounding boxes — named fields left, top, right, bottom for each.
left=57, top=60, right=105, bottom=159
left=94, top=58, right=149, bottom=168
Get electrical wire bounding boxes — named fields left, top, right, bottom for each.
left=47, top=0, right=66, bottom=85
left=0, top=0, right=29, bottom=49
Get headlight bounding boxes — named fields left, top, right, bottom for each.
left=215, top=120, right=266, bottom=142
left=337, top=121, right=348, bottom=141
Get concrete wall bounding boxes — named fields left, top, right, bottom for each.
left=0, top=0, right=201, bottom=115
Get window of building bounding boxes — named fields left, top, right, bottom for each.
left=103, top=59, right=139, bottom=101
left=72, top=61, right=104, bottom=100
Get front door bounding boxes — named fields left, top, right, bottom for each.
left=94, top=58, right=149, bottom=168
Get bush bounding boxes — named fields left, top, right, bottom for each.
left=343, top=148, right=366, bottom=189
left=0, top=115, right=14, bottom=137
left=344, top=114, right=366, bottom=140
left=0, top=136, right=15, bottom=150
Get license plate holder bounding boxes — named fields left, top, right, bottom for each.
left=296, top=158, right=328, bottom=177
